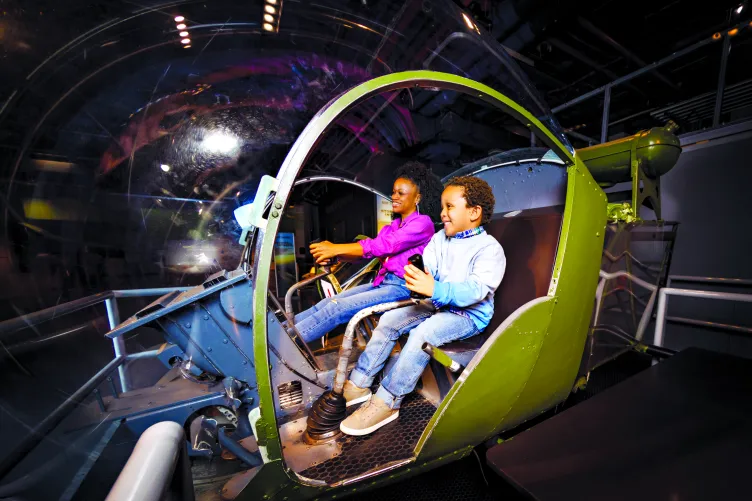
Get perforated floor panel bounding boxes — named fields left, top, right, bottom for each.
left=300, top=394, right=436, bottom=484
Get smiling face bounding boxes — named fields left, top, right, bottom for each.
left=391, top=177, right=420, bottom=217
left=440, top=185, right=482, bottom=236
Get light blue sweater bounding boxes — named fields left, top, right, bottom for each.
left=423, top=228, right=506, bottom=331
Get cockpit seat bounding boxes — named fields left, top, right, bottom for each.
left=436, top=209, right=563, bottom=369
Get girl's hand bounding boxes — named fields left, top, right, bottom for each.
left=404, top=264, right=434, bottom=297
left=310, top=240, right=338, bottom=264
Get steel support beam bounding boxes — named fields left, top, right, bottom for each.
left=601, top=85, right=612, bottom=143
left=713, top=34, right=732, bottom=127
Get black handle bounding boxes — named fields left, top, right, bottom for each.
left=407, top=253, right=427, bottom=299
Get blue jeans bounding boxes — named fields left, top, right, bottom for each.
left=293, top=274, right=410, bottom=343
left=349, top=301, right=479, bottom=409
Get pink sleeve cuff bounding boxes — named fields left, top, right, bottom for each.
left=358, top=239, right=374, bottom=259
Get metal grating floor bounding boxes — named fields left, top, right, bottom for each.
left=300, top=394, right=436, bottom=484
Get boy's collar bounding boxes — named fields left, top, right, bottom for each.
left=452, top=226, right=485, bottom=239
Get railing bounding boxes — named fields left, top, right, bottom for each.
left=0, top=286, right=191, bottom=392
left=552, top=19, right=751, bottom=143
left=594, top=271, right=752, bottom=359
left=654, top=275, right=752, bottom=347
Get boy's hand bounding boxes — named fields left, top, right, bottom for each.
left=310, top=240, right=336, bottom=264
left=404, top=264, right=434, bottom=297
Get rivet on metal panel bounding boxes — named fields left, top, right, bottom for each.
left=207, top=347, right=212, bottom=352
left=185, top=323, right=191, bottom=328
left=203, top=315, right=209, bottom=320
left=223, top=339, right=228, bottom=344
left=275, top=202, right=283, bottom=210
left=271, top=211, right=279, bottom=218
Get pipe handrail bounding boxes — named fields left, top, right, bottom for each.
left=0, top=356, right=126, bottom=480
left=654, top=287, right=752, bottom=348
left=667, top=275, right=752, bottom=287
left=0, top=291, right=114, bottom=340
left=0, top=286, right=191, bottom=340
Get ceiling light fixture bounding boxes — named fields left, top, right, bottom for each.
left=265, top=5, right=276, bottom=14
left=174, top=15, right=185, bottom=22
left=728, top=27, right=739, bottom=36
left=181, top=38, right=191, bottom=44
left=263, top=22, right=274, bottom=31
left=736, top=4, right=744, bottom=14
left=264, top=14, right=274, bottom=22
left=176, top=23, right=187, bottom=30
left=160, top=164, right=171, bottom=172
left=184, top=45, right=192, bottom=48
left=267, top=0, right=277, bottom=4
left=179, top=31, right=189, bottom=37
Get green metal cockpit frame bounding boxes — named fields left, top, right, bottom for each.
left=242, top=71, right=607, bottom=499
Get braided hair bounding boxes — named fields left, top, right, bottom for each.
left=393, top=161, right=443, bottom=223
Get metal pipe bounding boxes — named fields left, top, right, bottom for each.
left=0, top=355, right=126, bottom=480
left=576, top=16, right=680, bottom=91
left=293, top=176, right=390, bottom=201
left=668, top=275, right=752, bottom=286
left=601, top=85, right=611, bottom=143
left=284, top=270, right=331, bottom=318
left=105, top=297, right=128, bottom=393
left=635, top=288, right=658, bottom=341
left=714, top=33, right=732, bottom=127
left=666, top=315, right=752, bottom=335
left=599, top=269, right=658, bottom=292
left=552, top=31, right=723, bottom=113
left=105, top=421, right=184, bottom=501
left=333, top=299, right=416, bottom=394
left=0, top=291, right=114, bottom=341
left=217, top=427, right=262, bottom=468
left=565, top=129, right=598, bottom=145
left=654, top=290, right=669, bottom=348
left=126, top=349, right=161, bottom=360
left=654, top=287, right=752, bottom=347
left=113, top=287, right=190, bottom=298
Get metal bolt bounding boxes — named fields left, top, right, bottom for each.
left=207, top=347, right=212, bottom=352
left=275, top=202, right=282, bottom=209
left=243, top=360, right=248, bottom=365
left=185, top=323, right=191, bottom=328
left=271, top=210, right=279, bottom=218
left=223, top=339, right=228, bottom=344
left=203, top=314, right=209, bottom=320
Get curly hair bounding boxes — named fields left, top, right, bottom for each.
left=445, top=176, right=496, bottom=225
left=393, top=161, right=443, bottom=223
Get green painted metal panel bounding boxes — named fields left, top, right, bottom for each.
left=248, top=70, right=576, bottom=472
left=417, top=158, right=607, bottom=458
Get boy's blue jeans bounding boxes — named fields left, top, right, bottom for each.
left=349, top=301, right=479, bottom=409
left=293, top=274, right=410, bottom=343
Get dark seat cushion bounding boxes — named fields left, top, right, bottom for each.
left=439, top=210, right=563, bottom=358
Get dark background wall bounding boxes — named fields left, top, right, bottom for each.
left=658, top=134, right=752, bottom=358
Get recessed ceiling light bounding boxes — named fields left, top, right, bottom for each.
left=184, top=45, right=192, bottom=48
left=174, top=16, right=185, bottom=22
left=263, top=23, right=274, bottom=31
left=267, top=0, right=277, bottom=4
left=160, top=164, right=171, bottom=172
left=181, top=38, right=191, bottom=44
left=264, top=5, right=276, bottom=14
left=179, top=31, right=189, bottom=37
left=264, top=14, right=274, bottom=22
left=176, top=23, right=187, bottom=30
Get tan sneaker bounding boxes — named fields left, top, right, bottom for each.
left=343, top=380, right=372, bottom=407
left=340, top=395, right=399, bottom=436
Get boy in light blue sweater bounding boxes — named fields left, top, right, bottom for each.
left=340, top=176, right=505, bottom=436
